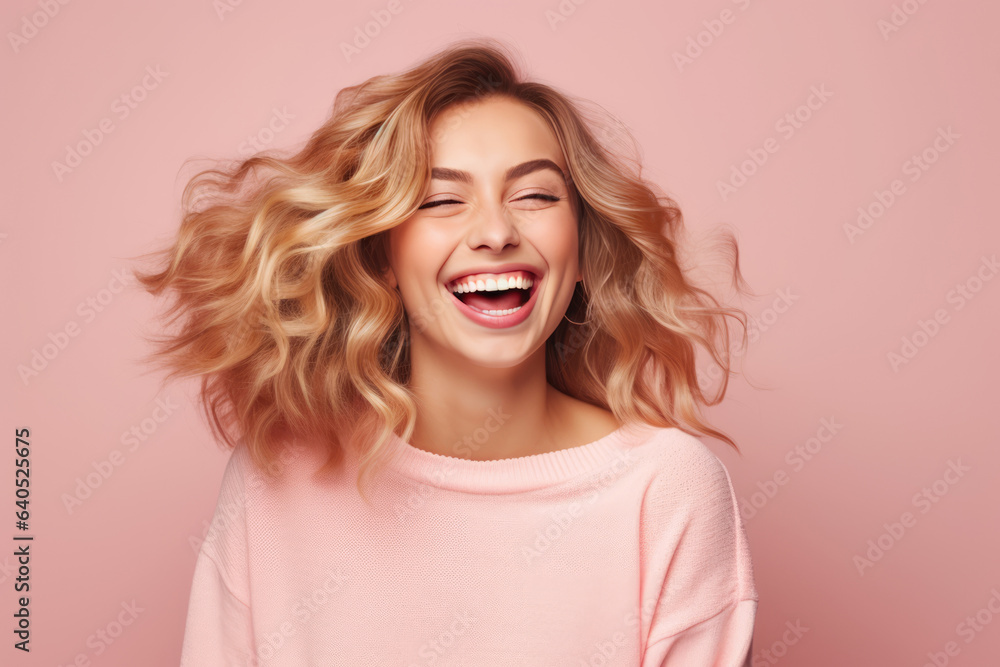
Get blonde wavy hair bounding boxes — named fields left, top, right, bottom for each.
left=133, top=37, right=757, bottom=505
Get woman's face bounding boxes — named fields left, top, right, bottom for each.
left=385, top=96, right=581, bottom=369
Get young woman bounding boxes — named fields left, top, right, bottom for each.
left=137, top=37, right=758, bottom=666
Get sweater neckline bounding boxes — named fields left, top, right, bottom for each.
left=380, top=420, right=657, bottom=494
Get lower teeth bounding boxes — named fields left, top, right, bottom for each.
left=478, top=305, right=522, bottom=316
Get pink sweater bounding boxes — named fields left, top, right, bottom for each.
left=180, top=421, right=758, bottom=666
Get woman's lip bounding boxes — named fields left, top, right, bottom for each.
left=446, top=274, right=541, bottom=329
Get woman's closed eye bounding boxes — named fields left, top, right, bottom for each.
left=418, top=193, right=562, bottom=210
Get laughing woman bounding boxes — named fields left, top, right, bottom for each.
left=137, top=37, right=759, bottom=666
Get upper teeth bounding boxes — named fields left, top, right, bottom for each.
left=449, top=272, right=535, bottom=294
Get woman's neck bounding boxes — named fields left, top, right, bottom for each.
left=403, top=352, right=618, bottom=461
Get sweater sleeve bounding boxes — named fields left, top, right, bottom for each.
left=640, top=433, right=758, bottom=667
left=180, top=444, right=256, bottom=666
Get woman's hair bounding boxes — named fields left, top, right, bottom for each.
left=133, top=36, right=757, bottom=505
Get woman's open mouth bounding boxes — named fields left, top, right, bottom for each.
left=444, top=271, right=540, bottom=328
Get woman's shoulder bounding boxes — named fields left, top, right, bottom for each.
left=630, top=424, right=725, bottom=467
left=626, top=425, right=742, bottom=522
left=557, top=392, right=728, bottom=478
left=224, top=434, right=329, bottom=491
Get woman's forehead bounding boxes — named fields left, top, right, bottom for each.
left=427, top=98, right=560, bottom=150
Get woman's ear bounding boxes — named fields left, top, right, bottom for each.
left=384, top=266, right=398, bottom=290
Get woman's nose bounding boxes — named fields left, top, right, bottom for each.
left=466, top=202, right=520, bottom=251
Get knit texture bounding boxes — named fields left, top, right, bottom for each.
left=180, top=421, right=758, bottom=666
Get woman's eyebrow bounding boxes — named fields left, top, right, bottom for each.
left=429, top=159, right=568, bottom=185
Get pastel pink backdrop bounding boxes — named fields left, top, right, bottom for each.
left=3, top=0, right=998, bottom=665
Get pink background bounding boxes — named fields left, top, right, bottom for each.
left=3, top=0, right=999, bottom=665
